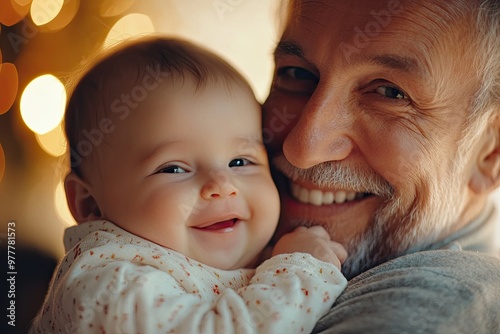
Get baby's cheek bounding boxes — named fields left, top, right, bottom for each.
left=257, top=180, right=281, bottom=230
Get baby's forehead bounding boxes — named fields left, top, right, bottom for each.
left=100, top=63, right=250, bottom=110
left=92, top=78, right=263, bottom=161
left=100, top=74, right=260, bottom=136
left=107, top=73, right=255, bottom=114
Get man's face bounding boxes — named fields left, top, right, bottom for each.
left=263, top=0, right=480, bottom=277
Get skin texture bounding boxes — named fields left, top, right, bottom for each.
left=66, top=79, right=281, bottom=270
left=263, top=0, right=500, bottom=278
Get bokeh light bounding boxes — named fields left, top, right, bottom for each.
left=35, top=122, right=66, bottom=157
left=0, top=63, right=19, bottom=115
left=0, top=0, right=30, bottom=26
left=20, top=74, right=66, bottom=134
left=14, top=0, right=33, bottom=6
left=104, top=13, right=155, bottom=48
left=31, top=0, right=64, bottom=26
left=0, top=143, right=5, bottom=184
left=39, top=0, right=79, bottom=32
left=55, top=180, right=76, bottom=226
left=100, top=0, right=134, bottom=18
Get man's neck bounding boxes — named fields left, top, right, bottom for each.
left=431, top=199, right=497, bottom=255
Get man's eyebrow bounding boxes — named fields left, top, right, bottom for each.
left=275, top=42, right=425, bottom=74
left=274, top=40, right=305, bottom=59
left=368, top=54, right=427, bottom=76
left=274, top=41, right=427, bottom=78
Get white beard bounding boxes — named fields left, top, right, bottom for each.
left=273, top=154, right=467, bottom=279
left=345, top=154, right=470, bottom=278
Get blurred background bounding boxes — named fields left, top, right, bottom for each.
left=0, top=0, right=279, bottom=331
left=0, top=0, right=280, bottom=259
left=0, top=0, right=499, bottom=332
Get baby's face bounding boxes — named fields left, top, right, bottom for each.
left=90, top=78, right=280, bottom=270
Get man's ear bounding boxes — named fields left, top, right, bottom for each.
left=469, top=114, right=500, bottom=195
left=64, top=172, right=102, bottom=223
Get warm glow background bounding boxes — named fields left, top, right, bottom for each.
left=0, top=0, right=281, bottom=260
left=0, top=0, right=499, bottom=263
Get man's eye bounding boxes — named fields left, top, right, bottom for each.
left=228, top=158, right=252, bottom=167
left=278, top=67, right=317, bottom=81
left=274, top=66, right=318, bottom=94
left=157, top=165, right=187, bottom=174
left=375, top=85, right=406, bottom=99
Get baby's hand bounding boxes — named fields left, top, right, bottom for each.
left=272, top=226, right=347, bottom=270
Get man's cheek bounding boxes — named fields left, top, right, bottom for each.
left=262, top=97, right=300, bottom=152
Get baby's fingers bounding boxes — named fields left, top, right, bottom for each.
left=295, top=225, right=330, bottom=239
left=311, top=239, right=348, bottom=269
left=330, top=242, right=347, bottom=264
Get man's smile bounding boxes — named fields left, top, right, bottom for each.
left=289, top=180, right=373, bottom=206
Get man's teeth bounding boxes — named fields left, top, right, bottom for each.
left=290, top=182, right=364, bottom=206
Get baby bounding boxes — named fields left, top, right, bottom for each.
left=31, top=36, right=347, bottom=333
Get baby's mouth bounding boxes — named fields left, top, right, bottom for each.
left=195, top=218, right=239, bottom=231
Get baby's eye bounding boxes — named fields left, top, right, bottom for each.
left=375, top=85, right=407, bottom=99
left=228, top=158, right=252, bottom=168
left=157, top=165, right=187, bottom=174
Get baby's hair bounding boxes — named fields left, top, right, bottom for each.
left=65, top=36, right=251, bottom=179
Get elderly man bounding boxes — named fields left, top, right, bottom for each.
left=263, top=0, right=500, bottom=332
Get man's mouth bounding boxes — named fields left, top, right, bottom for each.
left=289, top=180, right=372, bottom=206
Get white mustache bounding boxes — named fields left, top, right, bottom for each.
left=272, top=155, right=394, bottom=199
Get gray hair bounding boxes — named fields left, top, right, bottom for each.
left=456, top=0, right=500, bottom=164
left=471, top=0, right=500, bottom=117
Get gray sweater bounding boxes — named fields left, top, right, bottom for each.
left=314, top=202, right=500, bottom=334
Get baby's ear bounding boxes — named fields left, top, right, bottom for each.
left=469, top=114, right=500, bottom=194
left=64, top=172, right=102, bottom=223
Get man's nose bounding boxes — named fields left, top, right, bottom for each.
left=283, top=87, right=354, bottom=169
left=200, top=171, right=238, bottom=199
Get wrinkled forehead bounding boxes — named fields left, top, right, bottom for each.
left=284, top=0, right=477, bottom=57
left=287, top=0, right=475, bottom=25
